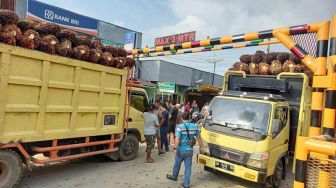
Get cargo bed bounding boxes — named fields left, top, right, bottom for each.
left=0, top=43, right=127, bottom=143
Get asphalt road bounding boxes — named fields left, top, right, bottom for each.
left=18, top=144, right=293, bottom=188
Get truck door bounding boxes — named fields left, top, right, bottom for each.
left=127, top=90, right=148, bottom=142
left=268, top=105, right=290, bottom=175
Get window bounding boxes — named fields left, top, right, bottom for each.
left=273, top=106, right=288, bottom=137
left=130, top=92, right=148, bottom=112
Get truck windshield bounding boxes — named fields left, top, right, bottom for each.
left=208, top=97, right=271, bottom=135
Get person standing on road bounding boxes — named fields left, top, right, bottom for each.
left=168, top=100, right=178, bottom=146
left=143, top=104, right=160, bottom=163
left=155, top=100, right=169, bottom=152
left=155, top=100, right=165, bottom=155
left=166, top=113, right=204, bottom=188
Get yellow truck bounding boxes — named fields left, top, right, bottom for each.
left=0, top=43, right=147, bottom=187
left=197, top=72, right=311, bottom=187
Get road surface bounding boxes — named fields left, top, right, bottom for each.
left=18, top=144, right=293, bottom=188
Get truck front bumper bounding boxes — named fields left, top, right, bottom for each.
left=197, top=154, right=267, bottom=183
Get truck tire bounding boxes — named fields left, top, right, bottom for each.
left=0, top=150, right=23, bottom=188
left=265, top=160, right=283, bottom=188
left=118, top=134, right=139, bottom=161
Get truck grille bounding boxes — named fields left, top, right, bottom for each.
left=208, top=143, right=249, bottom=164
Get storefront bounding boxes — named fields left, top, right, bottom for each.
left=137, top=60, right=224, bottom=105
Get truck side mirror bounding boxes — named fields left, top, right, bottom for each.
left=272, top=119, right=282, bottom=135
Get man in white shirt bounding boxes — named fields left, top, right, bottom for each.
left=143, top=104, right=160, bottom=163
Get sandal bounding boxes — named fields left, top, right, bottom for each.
left=166, top=174, right=177, bottom=181
left=180, top=183, right=190, bottom=188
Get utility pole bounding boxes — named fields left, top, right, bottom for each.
left=206, top=53, right=223, bottom=86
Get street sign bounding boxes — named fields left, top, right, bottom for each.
left=26, top=0, right=98, bottom=36
left=157, top=82, right=176, bottom=93
left=155, top=31, right=196, bottom=46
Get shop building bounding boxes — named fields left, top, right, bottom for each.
left=137, top=60, right=223, bottom=106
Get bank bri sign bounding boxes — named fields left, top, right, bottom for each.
left=26, top=0, right=98, bottom=36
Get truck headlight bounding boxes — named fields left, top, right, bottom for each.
left=246, top=152, right=269, bottom=169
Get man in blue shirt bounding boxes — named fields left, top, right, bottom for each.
left=166, top=113, right=204, bottom=188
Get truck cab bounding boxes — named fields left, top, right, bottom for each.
left=197, top=72, right=312, bottom=187
left=127, top=87, right=149, bottom=142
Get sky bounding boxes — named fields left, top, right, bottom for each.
left=40, top=0, right=336, bottom=75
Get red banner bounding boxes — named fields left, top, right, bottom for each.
left=155, top=31, right=196, bottom=46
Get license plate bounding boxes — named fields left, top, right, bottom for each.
left=215, top=161, right=234, bottom=171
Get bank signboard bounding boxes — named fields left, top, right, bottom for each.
left=155, top=31, right=196, bottom=46
left=26, top=0, right=98, bottom=36
left=158, top=82, right=175, bottom=93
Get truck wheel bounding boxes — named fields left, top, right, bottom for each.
left=118, top=134, right=139, bottom=161
left=265, top=161, right=283, bottom=188
left=0, top=150, right=23, bottom=188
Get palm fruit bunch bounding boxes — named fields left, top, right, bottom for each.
left=114, top=57, right=127, bottom=68
left=20, top=29, right=41, bottom=49
left=251, top=51, right=265, bottom=64
left=17, top=20, right=37, bottom=32
left=232, top=62, right=240, bottom=70
left=35, top=22, right=60, bottom=36
left=89, top=49, right=102, bottom=63
left=277, top=52, right=290, bottom=63
left=104, top=45, right=118, bottom=57
left=38, top=35, right=59, bottom=54
left=263, top=52, right=278, bottom=64
left=270, top=60, right=282, bottom=75
left=289, top=54, right=302, bottom=64
left=74, top=35, right=91, bottom=47
left=73, top=45, right=90, bottom=61
left=282, top=60, right=296, bottom=72
left=0, top=10, right=19, bottom=25
left=294, top=64, right=304, bottom=73
left=91, top=38, right=103, bottom=50
left=125, top=57, right=136, bottom=68
left=114, top=46, right=127, bottom=57
left=57, top=29, right=77, bottom=43
left=249, top=63, right=259, bottom=75
left=237, top=62, right=249, bottom=73
left=99, top=52, right=113, bottom=66
left=0, top=24, right=22, bottom=45
left=56, top=40, right=73, bottom=57
left=239, top=54, right=251, bottom=64
left=259, top=62, right=270, bottom=75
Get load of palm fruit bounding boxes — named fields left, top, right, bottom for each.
left=277, top=52, right=290, bottom=63
left=38, top=35, right=59, bottom=54
left=57, top=29, right=76, bottom=43
left=289, top=54, right=302, bottom=64
left=20, top=29, right=41, bottom=49
left=91, top=38, right=103, bottom=50
left=0, top=24, right=22, bottom=45
left=99, top=52, right=113, bottom=66
left=56, top=40, right=72, bottom=57
left=249, top=63, right=259, bottom=75
left=259, top=62, right=270, bottom=75
left=239, top=54, right=251, bottom=64
left=114, top=57, right=127, bottom=68
left=0, top=10, right=136, bottom=70
left=0, top=10, right=18, bottom=25
left=73, top=45, right=90, bottom=61
left=17, top=20, right=37, bottom=32
left=228, top=50, right=316, bottom=84
left=263, top=52, right=278, bottom=64
left=270, top=60, right=282, bottom=75
left=35, top=22, right=60, bottom=36
left=89, top=49, right=102, bottom=63
left=74, top=35, right=91, bottom=47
